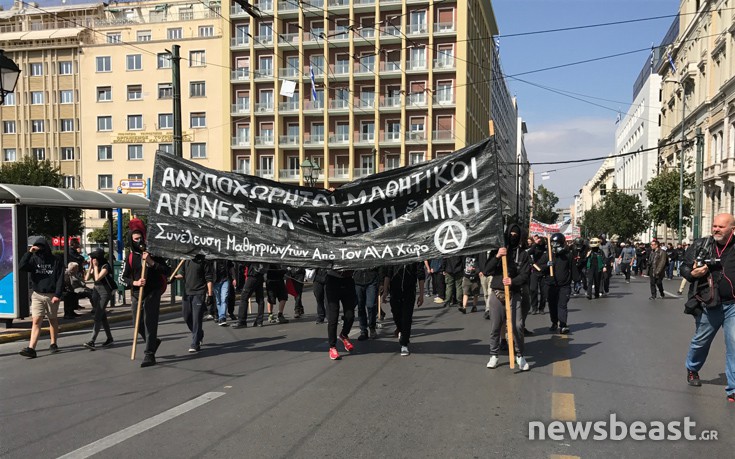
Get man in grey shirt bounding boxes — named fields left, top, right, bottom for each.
left=618, top=242, right=636, bottom=283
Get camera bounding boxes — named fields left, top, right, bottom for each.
left=695, top=248, right=720, bottom=268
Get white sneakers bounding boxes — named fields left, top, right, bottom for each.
left=400, top=345, right=410, bottom=356
left=486, top=355, right=530, bottom=371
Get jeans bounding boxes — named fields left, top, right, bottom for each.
left=182, top=293, right=205, bottom=348
left=213, top=281, right=230, bottom=321
left=90, top=285, right=112, bottom=343
left=685, top=302, right=735, bottom=395
left=432, top=272, right=445, bottom=299
left=355, top=282, right=378, bottom=332
left=325, top=276, right=357, bottom=348
left=480, top=275, right=492, bottom=312
left=620, top=262, right=631, bottom=281
left=666, top=261, right=675, bottom=279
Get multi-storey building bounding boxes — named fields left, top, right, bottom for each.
left=576, top=156, right=615, bottom=231
left=227, top=0, right=500, bottom=188
left=0, top=1, right=103, bottom=189
left=516, top=116, right=530, bottom=226
left=79, top=0, right=228, bottom=230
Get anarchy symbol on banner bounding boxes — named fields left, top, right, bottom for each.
left=434, top=220, right=468, bottom=254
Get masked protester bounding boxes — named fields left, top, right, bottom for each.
left=528, top=235, right=548, bottom=314
left=381, top=263, right=424, bottom=356
left=122, top=218, right=171, bottom=368
left=535, top=233, right=573, bottom=334
left=233, top=262, right=268, bottom=328
left=571, top=238, right=588, bottom=294
left=599, top=235, right=614, bottom=295
left=83, top=248, right=115, bottom=350
left=586, top=238, right=605, bottom=299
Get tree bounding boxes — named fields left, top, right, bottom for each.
left=0, top=156, right=84, bottom=238
left=580, top=205, right=606, bottom=238
left=88, top=212, right=147, bottom=250
left=645, top=170, right=694, bottom=237
left=532, top=185, right=559, bottom=223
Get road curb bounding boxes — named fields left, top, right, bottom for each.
left=0, top=305, right=182, bottom=345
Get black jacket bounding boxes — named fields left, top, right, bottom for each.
left=383, top=263, right=425, bottom=292
left=122, top=250, right=170, bottom=296
left=444, top=256, right=464, bottom=275
left=681, top=236, right=735, bottom=314
left=181, top=259, right=214, bottom=296
left=18, top=239, right=64, bottom=297
left=353, top=267, right=382, bottom=285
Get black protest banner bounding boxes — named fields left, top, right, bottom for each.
left=146, top=138, right=504, bottom=268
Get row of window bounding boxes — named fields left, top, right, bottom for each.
left=95, top=50, right=206, bottom=72
left=111, top=25, right=215, bottom=44
left=3, top=119, right=76, bottom=133
left=16, top=90, right=76, bottom=105
left=26, top=61, right=74, bottom=76
left=2, top=147, right=76, bottom=162
left=95, top=144, right=206, bottom=162
left=96, top=81, right=206, bottom=102
left=96, top=113, right=206, bottom=131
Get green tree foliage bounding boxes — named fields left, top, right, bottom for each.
left=532, top=185, right=559, bottom=223
left=588, top=190, right=649, bottom=240
left=645, top=170, right=694, bottom=236
left=0, top=156, right=84, bottom=238
left=580, top=205, right=606, bottom=238
left=87, top=212, right=147, bottom=249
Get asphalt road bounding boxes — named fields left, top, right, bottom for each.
left=1, top=275, right=732, bottom=458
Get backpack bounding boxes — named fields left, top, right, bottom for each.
left=128, top=252, right=168, bottom=295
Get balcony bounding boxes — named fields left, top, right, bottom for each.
left=231, top=68, right=250, bottom=82
left=328, top=0, right=349, bottom=8
left=231, top=168, right=250, bottom=175
left=434, top=22, right=456, bottom=34
left=356, top=134, right=375, bottom=144
left=255, top=68, right=274, bottom=79
left=256, top=169, right=275, bottom=179
left=330, top=30, right=350, bottom=41
left=381, top=132, right=401, bottom=143
left=254, top=103, right=274, bottom=113
left=231, top=103, right=251, bottom=115
left=334, top=62, right=350, bottom=75
left=303, top=31, right=325, bottom=44
left=329, top=133, right=350, bottom=144
left=720, top=157, right=735, bottom=177
left=358, top=99, right=376, bottom=109
left=255, top=135, right=275, bottom=146
left=408, top=23, right=429, bottom=35
left=433, top=130, right=454, bottom=141
left=330, top=99, right=349, bottom=110
left=304, top=134, right=325, bottom=145
left=380, top=96, right=402, bottom=109
left=433, top=59, right=455, bottom=70
left=406, top=60, right=428, bottom=71
left=354, top=0, right=376, bottom=5
left=406, top=95, right=428, bottom=107
left=330, top=168, right=350, bottom=180
left=380, top=61, right=402, bottom=74
left=354, top=62, right=376, bottom=76
left=433, top=95, right=455, bottom=107
left=406, top=131, right=427, bottom=142
left=353, top=167, right=374, bottom=178
left=279, top=134, right=299, bottom=145
left=277, top=1, right=299, bottom=13
left=253, top=34, right=274, bottom=46
left=231, top=36, right=249, bottom=48
left=304, top=100, right=324, bottom=111
left=278, top=32, right=299, bottom=45
left=380, top=25, right=402, bottom=38
left=279, top=101, right=299, bottom=112
left=232, top=136, right=251, bottom=147
left=255, top=1, right=274, bottom=13
left=279, top=67, right=299, bottom=78
left=279, top=169, right=300, bottom=180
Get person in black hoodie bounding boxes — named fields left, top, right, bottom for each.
left=233, top=262, right=268, bottom=328
left=528, top=235, right=548, bottom=314
left=483, top=224, right=531, bottom=371
left=176, top=255, right=213, bottom=352
left=122, top=218, right=171, bottom=368
left=443, top=255, right=464, bottom=308
left=535, top=233, right=573, bottom=334
left=18, top=237, right=65, bottom=358
left=381, top=263, right=425, bottom=356
left=82, top=248, right=116, bottom=350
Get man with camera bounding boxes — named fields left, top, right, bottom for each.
left=681, top=213, right=735, bottom=404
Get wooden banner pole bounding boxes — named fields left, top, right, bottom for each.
left=168, top=259, right=185, bottom=283
left=547, top=235, right=555, bottom=277
left=130, top=261, right=148, bottom=360
left=501, top=255, right=515, bottom=369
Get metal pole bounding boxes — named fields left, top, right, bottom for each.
left=116, top=187, right=123, bottom=261
left=171, top=45, right=183, bottom=158
left=693, top=128, right=704, bottom=239
left=678, top=82, right=685, bottom=244
left=107, top=209, right=116, bottom=308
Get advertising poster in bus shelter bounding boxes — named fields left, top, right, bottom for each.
left=0, top=206, right=16, bottom=316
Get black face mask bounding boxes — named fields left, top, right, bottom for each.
left=592, top=247, right=599, bottom=252
left=132, top=240, right=145, bottom=253
left=509, top=234, right=520, bottom=247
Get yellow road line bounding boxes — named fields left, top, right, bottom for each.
left=550, top=455, right=581, bottom=459
left=552, top=392, right=576, bottom=421
left=553, top=359, right=572, bottom=377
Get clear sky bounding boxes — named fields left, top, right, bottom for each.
left=4, top=0, right=680, bottom=209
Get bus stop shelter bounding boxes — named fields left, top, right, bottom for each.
left=0, top=183, right=149, bottom=326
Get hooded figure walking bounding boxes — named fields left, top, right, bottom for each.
left=122, top=218, right=171, bottom=367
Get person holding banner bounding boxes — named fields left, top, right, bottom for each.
left=483, top=224, right=531, bottom=371
left=354, top=267, right=382, bottom=340
left=176, top=255, right=213, bottom=353
left=381, top=263, right=425, bottom=356
left=122, top=219, right=171, bottom=368
left=535, top=233, right=573, bottom=334
left=325, top=270, right=357, bottom=360
left=233, top=262, right=268, bottom=328
left=266, top=265, right=289, bottom=324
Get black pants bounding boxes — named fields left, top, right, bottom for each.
left=313, top=280, right=326, bottom=321
left=291, top=272, right=305, bottom=313
left=131, top=290, right=161, bottom=356
left=64, top=293, right=79, bottom=317
left=432, top=272, right=445, bottom=299
left=650, top=276, right=664, bottom=297
left=530, top=272, right=546, bottom=312
left=182, top=293, right=205, bottom=348
left=602, top=261, right=612, bottom=293
left=587, top=269, right=601, bottom=298
left=548, top=284, right=571, bottom=327
left=621, top=262, right=631, bottom=281
left=325, top=276, right=356, bottom=348
left=237, top=275, right=265, bottom=324
left=89, top=285, right=112, bottom=343
left=390, top=284, right=417, bottom=346
left=227, top=287, right=236, bottom=317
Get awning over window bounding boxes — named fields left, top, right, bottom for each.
left=0, top=184, right=149, bottom=210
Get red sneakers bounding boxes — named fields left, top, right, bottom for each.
left=339, top=334, right=354, bottom=352
left=329, top=347, right=341, bottom=360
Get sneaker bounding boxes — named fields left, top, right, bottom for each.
left=560, top=327, right=570, bottom=334
left=253, top=321, right=264, bottom=327
left=232, top=322, right=248, bottom=329
left=400, top=345, right=410, bottom=356
left=369, top=327, right=378, bottom=339
left=83, top=341, right=96, bottom=351
left=470, top=306, right=477, bottom=313
left=626, top=280, right=630, bottom=284
left=483, top=310, right=491, bottom=320
left=19, top=347, right=37, bottom=358
left=218, top=318, right=229, bottom=327
left=49, top=343, right=60, bottom=354
left=486, top=355, right=499, bottom=369
left=268, top=314, right=278, bottom=324
left=677, top=290, right=683, bottom=295
left=101, top=339, right=114, bottom=348
left=516, top=355, right=530, bottom=371
left=315, top=319, right=325, bottom=324
left=294, top=311, right=302, bottom=319
left=339, top=334, right=354, bottom=352
left=203, top=314, right=215, bottom=321
left=458, top=306, right=467, bottom=314
left=329, top=347, right=341, bottom=360
left=188, top=346, right=199, bottom=353
left=433, top=297, right=443, bottom=304
left=277, top=314, right=289, bottom=324
left=229, top=313, right=238, bottom=321
left=549, top=324, right=558, bottom=332
left=649, top=296, right=656, bottom=300
left=358, top=331, right=369, bottom=341
left=140, top=354, right=156, bottom=368
left=728, top=393, right=735, bottom=403
left=687, top=370, right=702, bottom=387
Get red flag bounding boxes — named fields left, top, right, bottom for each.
left=285, top=278, right=297, bottom=297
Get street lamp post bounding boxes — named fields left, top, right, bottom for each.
left=0, top=49, right=21, bottom=105
left=300, top=158, right=321, bottom=188
left=664, top=78, right=686, bottom=244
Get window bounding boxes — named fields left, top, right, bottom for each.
left=236, top=156, right=251, bottom=173
left=60, top=119, right=74, bottom=132
left=29, top=63, right=43, bottom=76
left=167, top=28, right=183, bottom=40
left=97, top=116, right=112, bottom=131
left=61, top=147, right=75, bottom=161
left=98, top=145, right=112, bottom=160
left=158, top=144, right=173, bottom=154
left=107, top=32, right=121, bottom=43
left=98, top=175, right=113, bottom=190
left=199, top=25, right=214, bottom=37
left=60, top=90, right=73, bottom=104
left=96, top=56, right=111, bottom=72
left=128, top=115, right=143, bottom=130
left=128, top=174, right=143, bottom=180
left=190, top=112, right=206, bottom=128
left=63, top=176, right=75, bottom=188
left=127, top=85, right=142, bottom=100
left=3, top=92, right=15, bottom=105
left=157, top=53, right=172, bottom=69
left=3, top=149, right=16, bottom=162
left=158, top=83, right=173, bottom=99
left=126, top=54, right=142, bottom=71
left=128, top=144, right=143, bottom=160
left=190, top=81, right=206, bottom=97
left=33, top=148, right=45, bottom=160
left=31, top=91, right=44, bottom=104
left=3, top=121, right=16, bottom=134
left=385, top=154, right=400, bottom=170
left=31, top=120, right=45, bottom=133
left=191, top=143, right=207, bottom=159
left=58, top=61, right=73, bottom=75
left=97, top=86, right=112, bottom=102
left=189, top=50, right=206, bottom=67
left=435, top=80, right=453, bottom=103
left=158, top=113, right=173, bottom=129
left=409, top=151, right=425, bottom=165
left=179, top=6, right=193, bottom=20
left=137, top=30, right=152, bottom=42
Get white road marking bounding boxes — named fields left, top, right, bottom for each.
left=664, top=290, right=682, bottom=298
left=57, top=392, right=225, bottom=459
